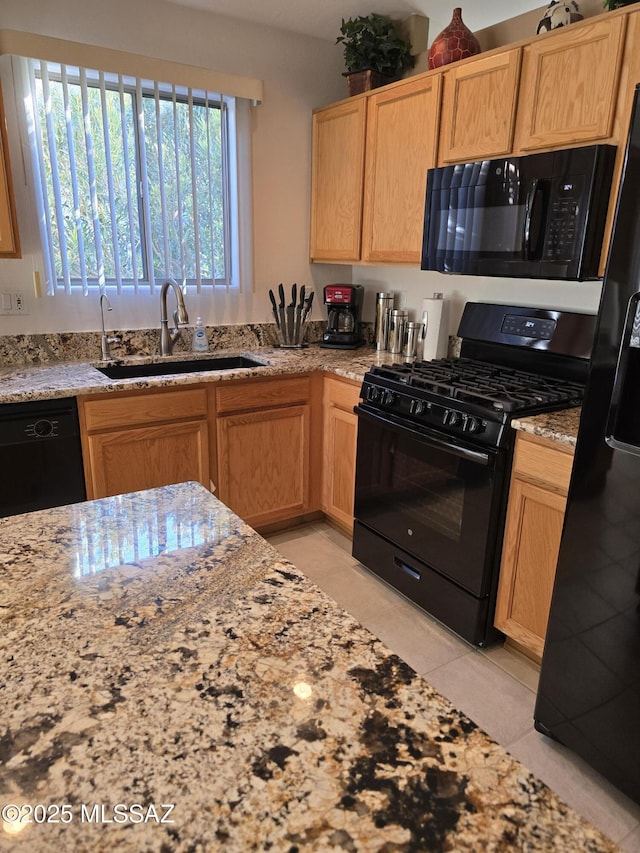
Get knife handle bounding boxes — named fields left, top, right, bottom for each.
left=303, top=291, right=314, bottom=321
left=269, top=289, right=280, bottom=328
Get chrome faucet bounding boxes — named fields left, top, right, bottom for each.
left=99, top=293, right=116, bottom=360
left=159, top=280, right=189, bottom=356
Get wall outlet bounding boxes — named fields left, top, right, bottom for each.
left=0, top=291, right=29, bottom=315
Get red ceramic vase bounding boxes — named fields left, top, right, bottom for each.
left=428, top=8, right=481, bottom=70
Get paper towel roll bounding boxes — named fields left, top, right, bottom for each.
left=421, top=293, right=449, bottom=361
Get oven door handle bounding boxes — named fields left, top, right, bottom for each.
left=355, top=404, right=492, bottom=466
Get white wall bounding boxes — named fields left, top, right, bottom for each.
left=0, top=0, right=350, bottom=333
left=352, top=267, right=603, bottom=339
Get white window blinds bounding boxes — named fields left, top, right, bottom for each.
left=19, top=57, right=245, bottom=296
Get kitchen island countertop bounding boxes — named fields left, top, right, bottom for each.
left=0, top=481, right=616, bottom=851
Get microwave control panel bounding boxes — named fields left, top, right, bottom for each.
left=543, top=176, right=584, bottom=262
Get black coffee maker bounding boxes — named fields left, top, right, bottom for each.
left=320, top=284, right=364, bottom=349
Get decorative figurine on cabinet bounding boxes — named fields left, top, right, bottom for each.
left=537, top=0, right=583, bottom=34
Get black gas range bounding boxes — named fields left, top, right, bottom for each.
left=360, top=358, right=585, bottom=449
left=352, top=302, right=596, bottom=646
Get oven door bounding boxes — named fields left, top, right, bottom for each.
left=354, top=405, right=506, bottom=596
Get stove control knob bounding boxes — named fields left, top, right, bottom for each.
left=366, top=385, right=381, bottom=402
left=444, top=410, right=461, bottom=427
left=409, top=399, right=425, bottom=416
left=462, top=416, right=481, bottom=434
left=381, top=389, right=396, bottom=407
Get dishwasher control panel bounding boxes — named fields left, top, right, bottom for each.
left=25, top=418, right=59, bottom=439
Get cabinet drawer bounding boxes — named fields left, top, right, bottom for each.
left=512, top=434, right=574, bottom=494
left=216, top=376, right=311, bottom=414
left=81, top=387, right=208, bottom=432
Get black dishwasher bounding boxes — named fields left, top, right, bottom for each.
left=0, top=397, right=86, bottom=518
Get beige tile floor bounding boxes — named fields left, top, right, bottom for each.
left=267, top=521, right=640, bottom=851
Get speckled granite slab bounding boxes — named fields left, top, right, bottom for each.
left=0, top=482, right=616, bottom=851
left=512, top=407, right=582, bottom=447
left=0, top=321, right=329, bottom=366
left=0, top=345, right=396, bottom=404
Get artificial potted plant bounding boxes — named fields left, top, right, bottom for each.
left=336, top=13, right=415, bottom=96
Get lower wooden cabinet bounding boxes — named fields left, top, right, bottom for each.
left=78, top=371, right=358, bottom=534
left=494, top=432, right=575, bottom=661
left=322, top=375, right=361, bottom=534
left=214, top=374, right=322, bottom=530
left=78, top=386, right=210, bottom=499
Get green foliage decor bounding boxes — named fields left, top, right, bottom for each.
left=602, top=0, right=635, bottom=8
left=336, top=13, right=415, bottom=79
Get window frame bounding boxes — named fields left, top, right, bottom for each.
left=22, top=57, right=244, bottom=295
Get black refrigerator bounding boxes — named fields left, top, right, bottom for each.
left=534, top=83, right=640, bottom=805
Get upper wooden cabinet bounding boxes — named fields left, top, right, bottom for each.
left=310, top=97, right=367, bottom=262
left=439, top=48, right=521, bottom=164
left=0, top=84, right=20, bottom=258
left=361, top=74, right=441, bottom=263
left=513, top=14, right=626, bottom=152
left=311, top=73, right=442, bottom=265
left=310, top=7, right=640, bottom=269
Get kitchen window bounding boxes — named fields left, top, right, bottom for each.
left=13, top=57, right=250, bottom=295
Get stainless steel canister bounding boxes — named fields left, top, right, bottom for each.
left=403, top=321, right=425, bottom=360
left=388, top=309, right=408, bottom=355
left=374, top=292, right=394, bottom=351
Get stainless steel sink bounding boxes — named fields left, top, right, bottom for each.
left=96, top=355, right=265, bottom=380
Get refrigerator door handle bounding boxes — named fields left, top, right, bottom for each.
left=605, top=290, right=640, bottom=455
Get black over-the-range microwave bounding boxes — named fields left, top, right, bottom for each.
left=421, top=144, right=616, bottom=280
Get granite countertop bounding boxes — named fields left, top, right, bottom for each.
left=0, top=345, right=394, bottom=404
left=0, top=482, right=616, bottom=851
left=511, top=407, right=582, bottom=448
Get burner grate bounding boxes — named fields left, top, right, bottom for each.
left=369, top=359, right=583, bottom=414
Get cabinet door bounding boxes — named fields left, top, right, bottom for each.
left=514, top=15, right=626, bottom=152
left=84, top=419, right=210, bottom=500
left=361, top=74, right=442, bottom=263
left=217, top=405, right=310, bottom=529
left=494, top=477, right=567, bottom=660
left=310, top=98, right=366, bottom=262
left=322, top=377, right=360, bottom=533
left=494, top=433, right=574, bottom=661
left=439, top=48, right=521, bottom=164
left=0, top=84, right=20, bottom=257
